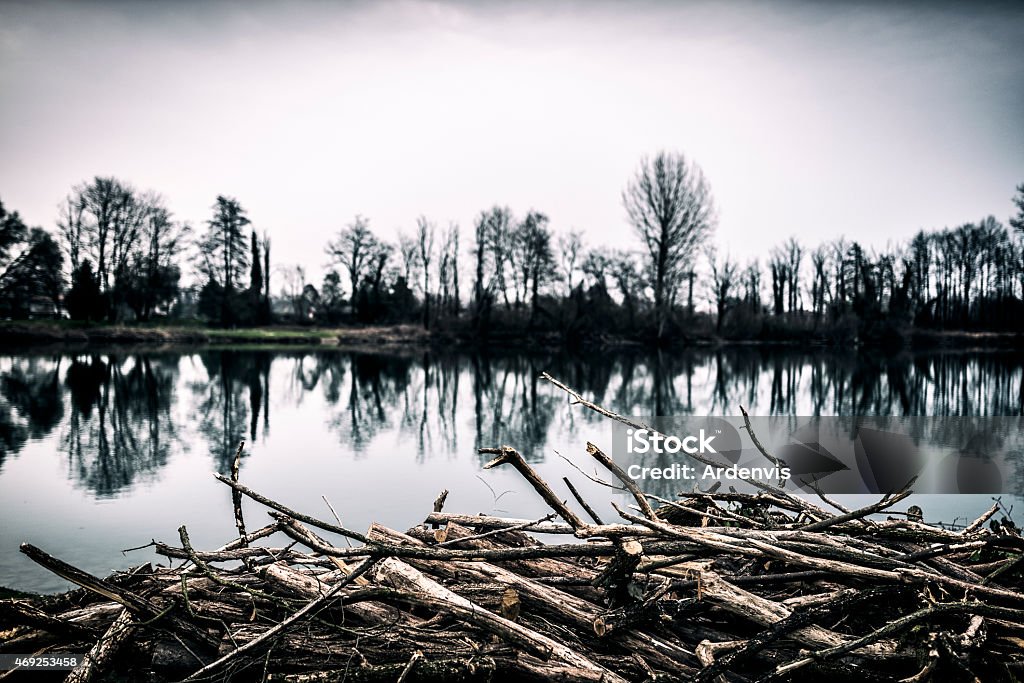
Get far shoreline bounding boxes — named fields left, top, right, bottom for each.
left=1, top=321, right=1021, bottom=353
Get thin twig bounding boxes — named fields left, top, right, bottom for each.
left=564, top=477, right=604, bottom=525
left=230, top=440, right=248, bottom=546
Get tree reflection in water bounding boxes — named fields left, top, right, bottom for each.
left=61, top=354, right=180, bottom=496
left=0, top=347, right=1020, bottom=496
left=0, top=356, right=63, bottom=465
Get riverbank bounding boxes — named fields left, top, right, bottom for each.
left=1, top=320, right=1020, bottom=351
left=0, top=322, right=432, bottom=348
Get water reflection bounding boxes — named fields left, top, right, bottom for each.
left=63, top=354, right=180, bottom=496
left=0, top=346, right=1021, bottom=496
left=190, top=351, right=271, bottom=472
left=0, top=356, right=63, bottom=464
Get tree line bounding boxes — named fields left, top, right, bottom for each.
left=1, top=153, right=1023, bottom=344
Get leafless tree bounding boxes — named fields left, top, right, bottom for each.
left=326, top=215, right=377, bottom=299
left=437, top=222, right=460, bottom=315
left=517, top=211, right=555, bottom=320
left=832, top=237, right=849, bottom=305
left=416, top=216, right=436, bottom=328
left=367, top=241, right=392, bottom=293
left=769, top=251, right=787, bottom=316
left=58, top=177, right=153, bottom=306
left=610, top=250, right=643, bottom=326
left=768, top=237, right=804, bottom=315
left=472, top=211, right=490, bottom=313
left=397, top=231, right=418, bottom=285
left=742, top=260, right=761, bottom=311
left=484, top=206, right=514, bottom=307
left=449, top=222, right=460, bottom=315
left=622, top=151, right=715, bottom=335
left=582, top=247, right=612, bottom=295
left=261, top=232, right=271, bottom=316
left=706, top=246, right=738, bottom=332
left=810, top=245, right=831, bottom=318
left=278, top=264, right=307, bottom=318
left=558, top=230, right=583, bottom=296
left=783, top=237, right=804, bottom=313
left=132, top=199, right=191, bottom=319
left=57, top=194, right=86, bottom=273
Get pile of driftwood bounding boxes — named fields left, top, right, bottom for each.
left=2, top=375, right=1024, bottom=683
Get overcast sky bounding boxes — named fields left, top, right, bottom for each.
left=1, top=0, right=1022, bottom=283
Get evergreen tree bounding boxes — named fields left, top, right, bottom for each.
left=65, top=260, right=104, bottom=321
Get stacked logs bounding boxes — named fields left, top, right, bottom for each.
left=2, top=376, right=1024, bottom=682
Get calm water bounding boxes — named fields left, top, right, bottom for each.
left=1, top=345, right=1022, bottom=593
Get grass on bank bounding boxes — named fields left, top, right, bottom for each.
left=0, top=320, right=435, bottom=346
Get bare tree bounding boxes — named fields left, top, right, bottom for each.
left=769, top=251, right=787, bottom=316
left=742, top=260, right=761, bottom=311
left=261, top=232, right=271, bottom=321
left=1010, top=183, right=1024, bottom=236
left=622, top=151, right=716, bottom=336
left=610, top=250, right=643, bottom=326
left=558, top=230, right=583, bottom=296
left=326, top=215, right=377, bottom=299
left=783, top=237, right=804, bottom=313
left=416, top=216, right=436, bottom=328
left=768, top=237, right=804, bottom=315
left=582, top=247, right=612, bottom=295
left=131, top=199, right=190, bottom=320
left=810, top=245, right=831, bottom=319
left=57, top=194, right=86, bottom=273
left=397, top=231, right=418, bottom=285
left=58, top=177, right=155, bottom=318
left=484, top=206, right=514, bottom=307
left=278, top=264, right=307, bottom=318
left=832, top=237, right=849, bottom=307
left=436, top=222, right=461, bottom=315
left=518, top=212, right=555, bottom=321
left=472, top=211, right=489, bottom=313
left=367, top=241, right=392, bottom=293
left=448, top=222, right=460, bottom=315
left=706, top=247, right=738, bottom=333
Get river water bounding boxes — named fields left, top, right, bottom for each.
left=1, top=345, right=1021, bottom=593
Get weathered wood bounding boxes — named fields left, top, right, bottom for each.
left=179, top=557, right=377, bottom=682
left=371, top=557, right=628, bottom=682
left=229, top=440, right=248, bottom=546
left=262, top=562, right=409, bottom=626
left=19, top=543, right=219, bottom=652
left=592, top=538, right=644, bottom=607
left=65, top=608, right=134, bottom=683
left=479, top=445, right=586, bottom=530
left=699, top=570, right=897, bottom=656
left=584, top=442, right=658, bottom=520
left=0, top=600, right=98, bottom=640
left=563, top=477, right=604, bottom=525
left=593, top=584, right=683, bottom=638
left=370, top=523, right=694, bottom=675
left=264, top=657, right=497, bottom=682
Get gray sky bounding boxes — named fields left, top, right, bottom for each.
left=1, top=0, right=1022, bottom=283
